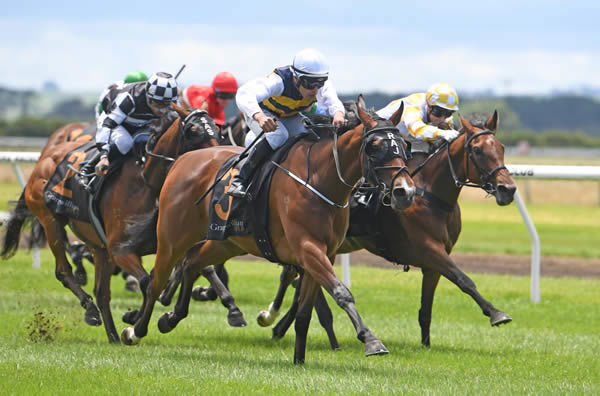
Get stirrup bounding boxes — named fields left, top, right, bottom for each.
left=227, top=182, right=248, bottom=198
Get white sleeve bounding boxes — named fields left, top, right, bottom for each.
left=236, top=73, right=284, bottom=119
left=317, top=80, right=345, bottom=117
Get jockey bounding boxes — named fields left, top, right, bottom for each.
left=79, top=72, right=178, bottom=188
left=376, top=83, right=461, bottom=155
left=228, top=48, right=346, bottom=198
left=179, top=72, right=238, bottom=127
left=95, top=70, right=149, bottom=118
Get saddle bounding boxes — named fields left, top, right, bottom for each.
left=44, top=142, right=126, bottom=246
left=206, top=131, right=319, bottom=263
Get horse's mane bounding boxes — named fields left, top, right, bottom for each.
left=461, top=112, right=489, bottom=130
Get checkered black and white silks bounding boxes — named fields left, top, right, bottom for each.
left=146, top=72, right=178, bottom=102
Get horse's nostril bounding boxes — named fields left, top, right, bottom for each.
left=393, top=187, right=407, bottom=198
left=497, top=184, right=517, bottom=195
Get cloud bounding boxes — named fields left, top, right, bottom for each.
left=1, top=20, right=599, bottom=96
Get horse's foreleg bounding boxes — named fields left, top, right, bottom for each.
left=314, top=288, right=339, bottom=350
left=419, top=268, right=441, bottom=347
left=293, top=273, right=320, bottom=364
left=272, top=275, right=302, bottom=339
left=301, top=244, right=388, bottom=357
left=258, top=264, right=298, bottom=327
left=91, top=247, right=119, bottom=343
left=201, top=265, right=246, bottom=327
left=426, top=250, right=512, bottom=327
left=113, top=253, right=151, bottom=325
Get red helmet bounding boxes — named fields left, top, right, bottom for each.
left=212, top=72, right=238, bottom=93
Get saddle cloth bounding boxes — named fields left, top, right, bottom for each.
left=206, top=132, right=318, bottom=263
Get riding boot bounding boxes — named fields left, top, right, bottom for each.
left=227, top=138, right=274, bottom=199
left=78, top=151, right=104, bottom=191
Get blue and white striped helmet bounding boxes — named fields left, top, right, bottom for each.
left=146, top=72, right=178, bottom=102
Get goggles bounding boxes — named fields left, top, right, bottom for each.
left=430, top=106, right=454, bottom=118
left=215, top=91, right=236, bottom=100
left=298, top=75, right=328, bottom=90
left=149, top=98, right=172, bottom=108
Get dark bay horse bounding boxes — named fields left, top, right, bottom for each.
left=120, top=98, right=416, bottom=363
left=258, top=111, right=517, bottom=348
left=0, top=104, right=236, bottom=343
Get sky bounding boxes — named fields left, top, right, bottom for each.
left=1, top=0, right=599, bottom=96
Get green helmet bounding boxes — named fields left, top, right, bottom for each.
left=124, top=71, right=148, bottom=84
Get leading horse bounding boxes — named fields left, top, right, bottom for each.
left=120, top=97, right=416, bottom=363
left=259, top=111, right=517, bottom=348
left=0, top=104, right=234, bottom=343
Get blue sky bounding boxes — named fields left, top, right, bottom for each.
left=2, top=0, right=599, bottom=95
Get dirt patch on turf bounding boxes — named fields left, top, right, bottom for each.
left=342, top=250, right=600, bottom=279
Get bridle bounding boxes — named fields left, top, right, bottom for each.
left=448, top=130, right=506, bottom=194
left=358, top=125, right=410, bottom=206
left=144, top=109, right=215, bottom=163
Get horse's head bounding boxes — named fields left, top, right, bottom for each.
left=171, top=103, right=220, bottom=153
left=356, top=95, right=416, bottom=210
left=456, top=111, right=516, bottom=205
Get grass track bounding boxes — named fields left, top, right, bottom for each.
left=1, top=250, right=598, bottom=394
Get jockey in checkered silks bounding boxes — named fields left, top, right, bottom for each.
left=79, top=72, right=178, bottom=188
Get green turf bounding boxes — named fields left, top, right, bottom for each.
left=0, top=251, right=598, bottom=394
left=455, top=199, right=600, bottom=258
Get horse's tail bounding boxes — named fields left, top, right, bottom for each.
left=115, top=206, right=158, bottom=256
left=1, top=190, right=43, bottom=259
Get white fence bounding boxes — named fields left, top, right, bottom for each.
left=2, top=152, right=599, bottom=303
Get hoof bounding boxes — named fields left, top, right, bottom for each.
left=227, top=309, right=247, bottom=327
left=125, top=278, right=140, bottom=293
left=157, top=313, right=176, bottom=334
left=74, top=270, right=88, bottom=286
left=365, top=339, right=389, bottom=357
left=122, top=310, right=139, bottom=325
left=84, top=305, right=102, bottom=326
left=120, top=327, right=140, bottom=345
left=191, top=286, right=217, bottom=302
left=158, top=291, right=173, bottom=307
left=257, top=311, right=274, bottom=327
left=490, top=311, right=512, bottom=326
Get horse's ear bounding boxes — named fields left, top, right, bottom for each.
left=357, top=94, right=366, bottom=110
left=389, top=101, right=404, bottom=126
left=171, top=102, right=188, bottom=118
left=485, top=110, right=499, bottom=132
left=356, top=95, right=376, bottom=128
left=459, top=115, right=475, bottom=135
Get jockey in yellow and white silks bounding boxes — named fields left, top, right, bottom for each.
left=376, top=83, right=460, bottom=154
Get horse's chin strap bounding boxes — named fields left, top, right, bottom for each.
left=447, top=130, right=506, bottom=194
left=332, top=129, right=357, bottom=188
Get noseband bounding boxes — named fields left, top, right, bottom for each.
left=448, top=130, right=506, bottom=194
left=359, top=126, right=410, bottom=206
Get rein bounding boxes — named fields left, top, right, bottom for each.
left=447, top=130, right=506, bottom=194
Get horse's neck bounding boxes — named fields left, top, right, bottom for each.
left=310, top=126, right=364, bottom=204
left=142, top=119, right=180, bottom=189
left=425, top=137, right=468, bottom=205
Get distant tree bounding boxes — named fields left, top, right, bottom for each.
left=50, top=98, right=94, bottom=121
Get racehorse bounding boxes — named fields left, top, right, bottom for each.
left=256, top=111, right=517, bottom=348
left=0, top=104, right=241, bottom=343
left=119, top=97, right=416, bottom=363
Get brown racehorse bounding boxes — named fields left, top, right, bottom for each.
left=120, top=97, right=417, bottom=363
left=258, top=111, right=517, bottom=348
left=0, top=104, right=235, bottom=343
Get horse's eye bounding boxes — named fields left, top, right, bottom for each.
left=366, top=139, right=383, bottom=155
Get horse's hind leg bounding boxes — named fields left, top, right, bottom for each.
left=40, top=214, right=101, bottom=326
left=66, top=240, right=88, bottom=286
left=158, top=241, right=246, bottom=334
left=158, top=259, right=184, bottom=306
left=191, top=262, right=228, bottom=302
left=419, top=268, right=441, bottom=347
left=91, top=247, right=119, bottom=343
left=200, top=265, right=246, bottom=327
left=258, top=264, right=298, bottom=327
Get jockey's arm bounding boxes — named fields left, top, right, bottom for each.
left=317, top=80, right=345, bottom=128
left=236, top=73, right=283, bottom=132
